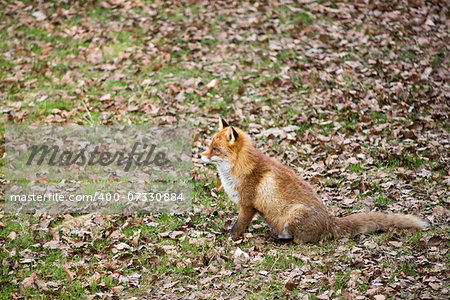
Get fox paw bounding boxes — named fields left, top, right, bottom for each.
left=229, top=232, right=242, bottom=241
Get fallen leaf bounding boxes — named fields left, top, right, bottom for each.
left=206, top=79, right=219, bottom=90
left=116, top=242, right=132, bottom=250
left=233, top=247, right=250, bottom=264
left=43, top=240, right=60, bottom=249
left=32, top=11, right=47, bottom=21
left=7, top=231, right=17, bottom=240
left=63, top=267, right=74, bottom=283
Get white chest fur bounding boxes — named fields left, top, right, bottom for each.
left=216, top=161, right=240, bottom=204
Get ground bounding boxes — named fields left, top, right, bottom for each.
left=0, top=0, right=449, bottom=299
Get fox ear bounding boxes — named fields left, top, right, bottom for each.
left=219, top=117, right=229, bottom=131
left=226, top=126, right=239, bottom=144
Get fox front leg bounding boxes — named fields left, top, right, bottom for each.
left=230, top=207, right=256, bottom=240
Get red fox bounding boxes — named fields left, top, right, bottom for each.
left=199, top=118, right=428, bottom=243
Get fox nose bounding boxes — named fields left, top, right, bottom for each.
left=197, top=154, right=201, bottom=159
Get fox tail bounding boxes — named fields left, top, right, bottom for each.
left=331, top=212, right=427, bottom=239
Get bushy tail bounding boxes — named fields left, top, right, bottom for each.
left=331, top=212, right=428, bottom=239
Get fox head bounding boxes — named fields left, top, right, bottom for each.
left=199, top=117, right=241, bottom=165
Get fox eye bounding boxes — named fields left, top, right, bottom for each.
left=212, top=147, right=219, bottom=152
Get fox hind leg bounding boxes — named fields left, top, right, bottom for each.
left=286, top=204, right=330, bottom=243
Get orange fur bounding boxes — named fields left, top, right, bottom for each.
left=200, top=119, right=428, bottom=243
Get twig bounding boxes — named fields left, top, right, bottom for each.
left=82, top=98, right=94, bottom=125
